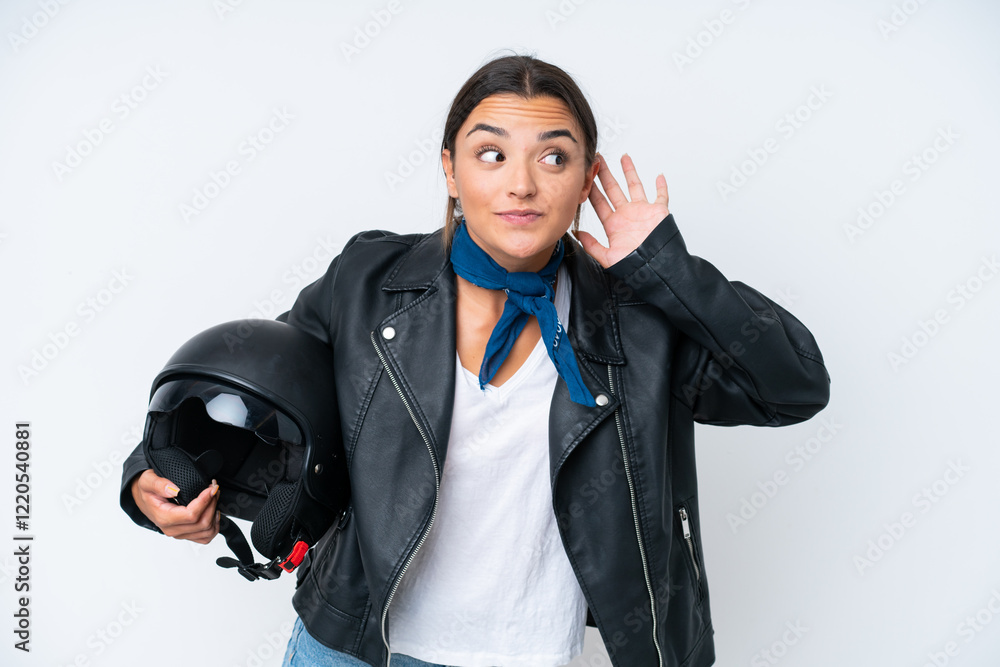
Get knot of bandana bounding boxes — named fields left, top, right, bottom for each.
left=449, top=219, right=596, bottom=407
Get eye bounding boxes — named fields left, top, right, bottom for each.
left=474, top=145, right=504, bottom=163
left=541, top=149, right=568, bottom=166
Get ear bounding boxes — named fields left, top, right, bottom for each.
left=442, top=148, right=459, bottom=199
left=578, top=155, right=601, bottom=205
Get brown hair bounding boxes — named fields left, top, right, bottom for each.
left=440, top=51, right=598, bottom=254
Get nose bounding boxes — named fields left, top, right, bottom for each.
left=507, top=156, right=537, bottom=198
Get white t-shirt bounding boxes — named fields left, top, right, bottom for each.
left=387, top=264, right=587, bottom=666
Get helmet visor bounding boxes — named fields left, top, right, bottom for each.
left=149, top=378, right=302, bottom=446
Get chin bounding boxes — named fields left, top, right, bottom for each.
left=506, top=238, right=565, bottom=265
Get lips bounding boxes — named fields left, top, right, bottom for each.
left=496, top=209, right=543, bottom=224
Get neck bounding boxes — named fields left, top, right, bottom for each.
left=461, top=226, right=564, bottom=274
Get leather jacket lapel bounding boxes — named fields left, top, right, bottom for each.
left=374, top=231, right=459, bottom=468
left=548, top=240, right=626, bottom=483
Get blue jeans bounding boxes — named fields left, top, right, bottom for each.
left=282, top=616, right=448, bottom=667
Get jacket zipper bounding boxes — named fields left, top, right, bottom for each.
left=608, top=365, right=664, bottom=667
left=678, top=506, right=700, bottom=582
left=371, top=330, right=441, bottom=667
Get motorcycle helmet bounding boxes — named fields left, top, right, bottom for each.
left=142, top=318, right=349, bottom=581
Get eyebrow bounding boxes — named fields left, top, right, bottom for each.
left=466, top=123, right=578, bottom=144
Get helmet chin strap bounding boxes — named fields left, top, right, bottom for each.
left=215, top=517, right=298, bottom=582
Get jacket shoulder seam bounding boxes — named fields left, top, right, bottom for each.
left=792, top=346, right=824, bottom=364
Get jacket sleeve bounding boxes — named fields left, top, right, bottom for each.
left=275, top=229, right=393, bottom=337
left=119, top=440, right=162, bottom=533
left=604, top=213, right=830, bottom=426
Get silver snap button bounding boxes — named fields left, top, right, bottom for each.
left=595, top=394, right=609, bottom=406
left=382, top=326, right=396, bottom=340
left=314, top=464, right=323, bottom=474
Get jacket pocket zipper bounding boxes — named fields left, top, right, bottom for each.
left=678, top=506, right=700, bottom=583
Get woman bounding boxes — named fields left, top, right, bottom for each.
left=121, top=54, right=831, bottom=667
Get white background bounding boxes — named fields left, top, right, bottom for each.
left=2, top=1, right=999, bottom=666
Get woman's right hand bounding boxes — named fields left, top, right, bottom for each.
left=131, top=469, right=221, bottom=544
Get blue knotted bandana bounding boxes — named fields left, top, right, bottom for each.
left=449, top=218, right=596, bottom=407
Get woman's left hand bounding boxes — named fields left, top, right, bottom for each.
left=577, top=153, right=670, bottom=269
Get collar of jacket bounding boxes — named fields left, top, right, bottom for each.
left=372, top=227, right=628, bottom=483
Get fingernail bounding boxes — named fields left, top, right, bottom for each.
left=165, top=485, right=179, bottom=496
left=210, top=479, right=219, bottom=497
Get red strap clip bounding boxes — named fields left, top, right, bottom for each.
left=279, top=541, right=310, bottom=573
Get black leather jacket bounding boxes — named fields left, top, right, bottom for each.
left=120, top=214, right=830, bottom=667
